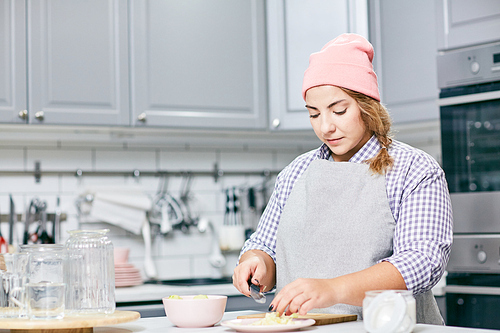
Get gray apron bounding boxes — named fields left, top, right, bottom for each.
left=276, top=159, right=443, bottom=324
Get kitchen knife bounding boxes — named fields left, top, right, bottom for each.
left=38, top=201, right=52, bottom=244
left=248, top=279, right=266, bottom=304
left=8, top=195, right=15, bottom=245
left=53, top=197, right=61, bottom=243
left=23, top=200, right=35, bottom=244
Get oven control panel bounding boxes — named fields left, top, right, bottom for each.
left=447, top=235, right=500, bottom=273
left=437, top=42, right=500, bottom=88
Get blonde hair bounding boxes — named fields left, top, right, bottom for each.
left=340, top=87, right=394, bottom=175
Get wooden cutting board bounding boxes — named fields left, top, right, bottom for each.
left=0, top=310, right=140, bottom=333
left=237, top=313, right=357, bottom=326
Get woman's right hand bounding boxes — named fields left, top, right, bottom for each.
left=232, top=249, right=276, bottom=297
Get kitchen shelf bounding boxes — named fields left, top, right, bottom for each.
left=0, top=213, right=67, bottom=224
left=0, top=163, right=280, bottom=183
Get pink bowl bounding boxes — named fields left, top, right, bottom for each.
left=114, top=247, right=130, bottom=265
left=162, top=295, right=227, bottom=328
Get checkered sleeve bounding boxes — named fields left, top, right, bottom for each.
left=239, top=179, right=283, bottom=262
left=382, top=153, right=454, bottom=295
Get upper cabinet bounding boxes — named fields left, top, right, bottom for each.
left=267, top=0, right=368, bottom=131
left=129, top=0, right=268, bottom=129
left=0, top=0, right=26, bottom=124
left=27, top=0, right=130, bottom=126
left=369, top=0, right=439, bottom=124
left=436, top=0, right=500, bottom=51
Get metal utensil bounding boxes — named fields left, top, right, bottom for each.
left=38, top=201, right=52, bottom=244
left=248, top=279, right=266, bottom=304
left=8, top=195, right=15, bottom=246
left=52, top=197, right=61, bottom=243
left=23, top=200, right=36, bottom=244
left=0, top=204, right=7, bottom=253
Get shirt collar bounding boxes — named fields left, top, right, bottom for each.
left=315, top=135, right=381, bottom=163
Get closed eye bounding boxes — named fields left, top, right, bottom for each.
left=309, top=113, right=320, bottom=119
left=334, top=109, right=347, bottom=115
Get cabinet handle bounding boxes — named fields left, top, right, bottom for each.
left=18, top=110, right=28, bottom=120
left=35, top=111, right=45, bottom=121
left=137, top=113, right=147, bottom=122
left=272, top=118, right=280, bottom=128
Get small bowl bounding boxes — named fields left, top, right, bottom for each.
left=162, top=295, right=227, bottom=328
left=114, top=247, right=130, bottom=265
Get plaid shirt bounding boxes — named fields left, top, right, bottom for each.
left=241, top=135, right=453, bottom=295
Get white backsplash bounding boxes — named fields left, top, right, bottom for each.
left=0, top=121, right=441, bottom=281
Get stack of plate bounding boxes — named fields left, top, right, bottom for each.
left=115, top=263, right=143, bottom=287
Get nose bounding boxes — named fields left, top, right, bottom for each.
left=320, top=113, right=336, bottom=135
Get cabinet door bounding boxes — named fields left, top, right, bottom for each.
left=267, top=0, right=368, bottom=131
left=369, top=0, right=439, bottom=124
left=0, top=0, right=27, bottom=124
left=28, top=0, right=130, bottom=126
left=436, top=0, right=500, bottom=51
left=130, top=0, right=267, bottom=129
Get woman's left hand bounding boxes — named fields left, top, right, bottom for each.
left=269, top=262, right=407, bottom=316
left=269, top=278, right=339, bottom=315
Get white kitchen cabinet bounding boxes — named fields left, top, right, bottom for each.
left=436, top=0, right=500, bottom=51
left=27, top=0, right=130, bottom=126
left=267, top=0, right=368, bottom=131
left=369, top=0, right=439, bottom=124
left=129, top=0, right=267, bottom=129
left=0, top=0, right=27, bottom=124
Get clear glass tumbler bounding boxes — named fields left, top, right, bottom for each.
left=20, top=244, right=66, bottom=284
left=65, top=229, right=115, bottom=315
left=19, top=245, right=67, bottom=319
left=0, top=253, right=29, bottom=318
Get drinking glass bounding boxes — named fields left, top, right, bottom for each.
left=0, top=253, right=29, bottom=318
left=20, top=244, right=66, bottom=284
left=26, top=282, right=65, bottom=320
left=65, top=229, right=115, bottom=314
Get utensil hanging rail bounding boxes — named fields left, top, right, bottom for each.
left=0, top=163, right=278, bottom=183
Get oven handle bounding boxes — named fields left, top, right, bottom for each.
left=445, top=285, right=500, bottom=295
left=438, top=90, right=500, bottom=106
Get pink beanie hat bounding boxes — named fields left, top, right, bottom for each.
left=302, top=33, right=380, bottom=101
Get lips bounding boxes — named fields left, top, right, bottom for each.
left=326, top=137, right=343, bottom=145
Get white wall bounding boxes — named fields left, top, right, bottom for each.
left=0, top=121, right=441, bottom=281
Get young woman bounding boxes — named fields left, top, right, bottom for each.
left=232, top=33, right=453, bottom=324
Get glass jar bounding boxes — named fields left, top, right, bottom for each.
left=19, top=244, right=67, bottom=319
left=65, top=229, right=115, bottom=314
left=363, top=290, right=416, bottom=333
left=19, top=244, right=66, bottom=284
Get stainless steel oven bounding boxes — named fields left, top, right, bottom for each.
left=438, top=42, right=500, bottom=330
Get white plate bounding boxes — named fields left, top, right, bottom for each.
left=221, top=318, right=315, bottom=332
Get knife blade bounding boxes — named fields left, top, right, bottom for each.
left=23, top=200, right=35, bottom=245
left=52, top=196, right=61, bottom=244
left=248, top=279, right=266, bottom=304
left=8, top=195, right=15, bottom=246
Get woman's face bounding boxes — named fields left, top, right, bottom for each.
left=305, top=85, right=372, bottom=162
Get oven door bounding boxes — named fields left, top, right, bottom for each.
left=446, top=288, right=500, bottom=329
left=439, top=82, right=500, bottom=194
left=446, top=273, right=500, bottom=329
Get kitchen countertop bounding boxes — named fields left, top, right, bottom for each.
left=84, top=311, right=499, bottom=333
left=115, top=283, right=240, bottom=303
left=116, top=282, right=446, bottom=303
